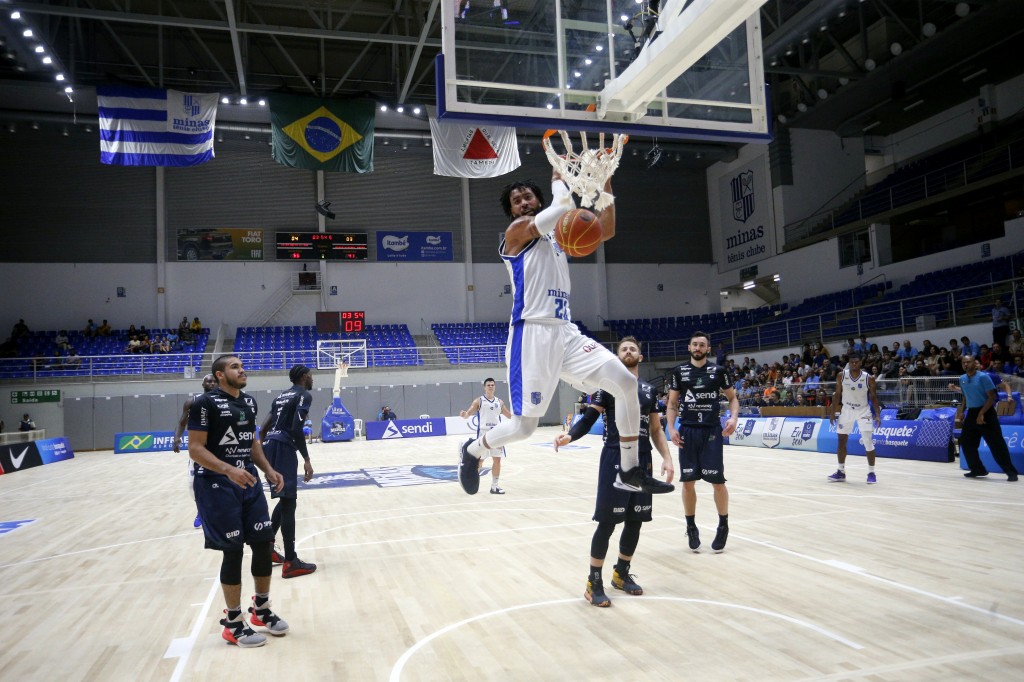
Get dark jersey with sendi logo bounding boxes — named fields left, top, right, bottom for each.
left=188, top=388, right=259, bottom=475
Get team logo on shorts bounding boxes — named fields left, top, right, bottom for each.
left=531, top=391, right=542, bottom=405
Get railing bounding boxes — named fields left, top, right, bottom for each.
left=0, top=429, right=46, bottom=446
left=734, top=377, right=966, bottom=412
left=784, top=137, right=1024, bottom=244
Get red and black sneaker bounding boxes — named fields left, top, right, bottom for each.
left=220, top=609, right=267, bottom=648
left=282, top=557, right=317, bottom=579
left=270, top=544, right=285, bottom=566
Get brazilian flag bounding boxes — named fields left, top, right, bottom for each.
left=270, top=95, right=375, bottom=173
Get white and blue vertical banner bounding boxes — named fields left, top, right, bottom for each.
left=376, top=232, right=454, bottom=261
left=97, top=86, right=219, bottom=166
left=717, top=150, right=775, bottom=273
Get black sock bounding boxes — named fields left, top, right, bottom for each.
left=718, top=514, right=729, bottom=527
left=589, top=565, right=602, bottom=583
left=226, top=606, right=242, bottom=620
left=254, top=592, right=269, bottom=608
left=614, top=559, right=630, bottom=575
left=685, top=515, right=696, bottom=528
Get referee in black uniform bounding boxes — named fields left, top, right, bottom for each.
left=188, top=354, right=289, bottom=648
left=261, top=364, right=317, bottom=578
left=666, top=331, right=740, bottom=553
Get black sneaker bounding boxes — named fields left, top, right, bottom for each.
left=686, top=526, right=701, bottom=553
left=585, top=578, right=611, bottom=607
left=1008, top=472, right=1019, bottom=482
left=458, top=439, right=480, bottom=495
left=963, top=470, right=989, bottom=478
left=611, top=569, right=643, bottom=595
left=614, top=466, right=675, bottom=494
left=711, top=525, right=729, bottom=553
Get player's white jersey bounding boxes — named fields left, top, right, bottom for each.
left=841, top=367, right=871, bottom=413
left=500, top=234, right=572, bottom=323
left=477, top=395, right=504, bottom=433
left=500, top=182, right=575, bottom=324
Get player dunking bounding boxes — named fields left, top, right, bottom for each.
left=460, top=377, right=512, bottom=494
left=188, top=355, right=289, bottom=648
left=665, top=331, right=740, bottom=553
left=555, top=336, right=674, bottom=607
left=260, top=364, right=317, bottom=578
left=828, top=353, right=881, bottom=483
left=458, top=167, right=673, bottom=497
left=174, top=373, right=217, bottom=528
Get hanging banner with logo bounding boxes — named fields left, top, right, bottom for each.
left=429, top=119, right=521, bottom=178
left=270, top=94, right=375, bottom=173
left=0, top=438, right=74, bottom=475
left=717, top=151, right=775, bottom=273
left=176, top=229, right=264, bottom=261
left=114, top=431, right=182, bottom=453
left=376, top=232, right=454, bottom=261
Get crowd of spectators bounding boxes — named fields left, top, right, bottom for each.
left=720, top=332, right=1024, bottom=411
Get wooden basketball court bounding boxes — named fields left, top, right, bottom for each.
left=1, top=427, right=1022, bottom=681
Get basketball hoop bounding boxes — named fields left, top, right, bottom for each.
left=542, top=130, right=628, bottom=211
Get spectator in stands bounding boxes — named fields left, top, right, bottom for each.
left=939, top=348, right=962, bottom=376
left=1009, top=330, right=1024, bottom=359
left=821, top=358, right=838, bottom=382
left=844, top=338, right=856, bottom=355
left=813, top=345, right=829, bottom=368
left=62, top=348, right=82, bottom=370
left=853, top=335, right=870, bottom=354
left=97, top=319, right=112, bottom=336
left=992, top=298, right=1011, bottom=347
left=889, top=340, right=901, bottom=357
left=155, top=336, right=171, bottom=353
left=82, top=319, right=98, bottom=337
left=54, top=330, right=71, bottom=351
left=898, top=366, right=917, bottom=404
left=11, top=319, right=29, bottom=339
left=865, top=343, right=882, bottom=368
left=921, top=339, right=936, bottom=357
left=127, top=324, right=138, bottom=336
left=801, top=343, right=813, bottom=367
left=880, top=351, right=899, bottom=379
left=191, top=317, right=203, bottom=333
left=897, top=340, right=918, bottom=361
left=924, top=346, right=941, bottom=374
left=958, top=354, right=1018, bottom=481
left=977, top=344, right=992, bottom=370
left=948, top=338, right=961, bottom=356
left=125, top=335, right=142, bottom=354
left=1010, top=355, right=1024, bottom=377
left=910, top=359, right=930, bottom=377
left=960, top=336, right=979, bottom=357
left=990, top=341, right=1009, bottom=363
left=19, top=414, right=36, bottom=431
left=178, top=316, right=190, bottom=334
left=378, top=406, right=398, bottom=421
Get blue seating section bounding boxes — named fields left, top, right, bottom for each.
left=607, top=307, right=786, bottom=356
left=233, top=325, right=422, bottom=369
left=430, top=321, right=600, bottom=364
left=0, top=328, right=210, bottom=379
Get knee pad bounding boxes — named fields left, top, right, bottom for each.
left=619, top=519, right=642, bottom=556
left=220, top=549, right=244, bottom=585
left=590, top=521, right=616, bottom=560
left=249, top=538, right=272, bottom=578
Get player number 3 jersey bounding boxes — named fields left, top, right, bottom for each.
left=670, top=362, right=729, bottom=426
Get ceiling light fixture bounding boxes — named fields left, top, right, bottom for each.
left=962, top=68, right=988, bottom=83
left=862, top=121, right=881, bottom=132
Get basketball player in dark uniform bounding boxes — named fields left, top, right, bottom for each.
left=555, top=337, right=674, bottom=607
left=260, top=364, right=317, bottom=579
left=174, top=373, right=217, bottom=528
left=666, top=331, right=740, bottom=553
left=188, top=354, right=288, bottom=648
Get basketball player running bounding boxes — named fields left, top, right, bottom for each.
left=460, top=377, right=512, bottom=494
left=666, top=331, right=740, bottom=553
left=554, top=336, right=674, bottom=607
left=260, top=364, right=317, bottom=578
left=188, top=355, right=289, bottom=648
left=174, top=373, right=217, bottom=528
left=829, top=353, right=882, bottom=483
left=458, top=167, right=673, bottom=498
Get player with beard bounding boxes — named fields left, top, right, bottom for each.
left=555, top=336, right=674, bottom=607
left=174, top=373, right=217, bottom=528
left=665, top=331, right=740, bottom=553
left=457, top=168, right=674, bottom=499
left=189, top=355, right=288, bottom=648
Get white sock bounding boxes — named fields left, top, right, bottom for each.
left=491, top=476, right=500, bottom=489
left=868, top=465, right=875, bottom=473
left=838, top=463, right=845, bottom=472
left=620, top=441, right=638, bottom=470
left=467, top=438, right=484, bottom=457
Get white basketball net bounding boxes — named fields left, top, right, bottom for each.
left=542, top=131, right=628, bottom=211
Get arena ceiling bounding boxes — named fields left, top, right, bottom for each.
left=0, top=0, right=1021, bottom=157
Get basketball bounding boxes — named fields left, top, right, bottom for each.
left=555, top=208, right=601, bottom=257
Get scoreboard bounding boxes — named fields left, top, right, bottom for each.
left=276, top=232, right=368, bottom=260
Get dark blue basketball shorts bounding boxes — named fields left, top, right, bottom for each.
left=263, top=439, right=298, bottom=499
left=593, top=445, right=654, bottom=524
left=679, top=425, right=726, bottom=484
left=194, top=468, right=274, bottom=551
